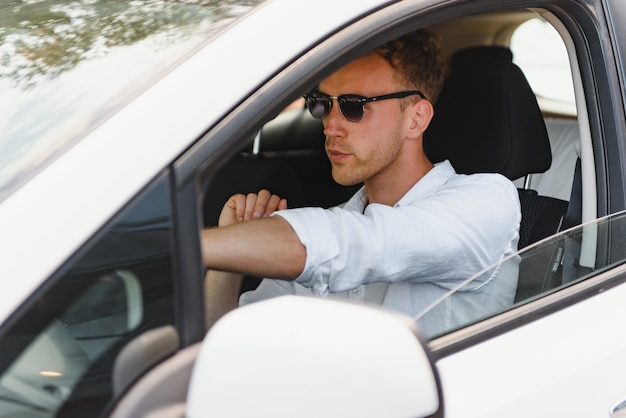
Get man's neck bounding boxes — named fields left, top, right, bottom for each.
left=365, top=157, right=434, bottom=206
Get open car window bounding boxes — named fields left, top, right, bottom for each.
left=417, top=210, right=626, bottom=339
left=197, top=5, right=598, bottom=346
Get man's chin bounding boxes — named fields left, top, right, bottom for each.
left=331, top=170, right=362, bottom=187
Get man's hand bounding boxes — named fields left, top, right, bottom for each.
left=218, top=189, right=288, bottom=227
left=205, top=189, right=292, bottom=330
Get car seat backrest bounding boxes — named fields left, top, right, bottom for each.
left=202, top=154, right=304, bottom=227
left=424, top=45, right=568, bottom=250
left=425, top=46, right=551, bottom=178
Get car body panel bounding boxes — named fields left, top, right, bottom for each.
left=437, top=273, right=626, bottom=417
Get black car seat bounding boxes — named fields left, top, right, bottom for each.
left=424, top=45, right=569, bottom=249
left=202, top=153, right=304, bottom=228
left=424, top=46, right=570, bottom=300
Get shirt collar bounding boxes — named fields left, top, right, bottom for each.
left=395, top=160, right=456, bottom=207
left=342, top=160, right=457, bottom=212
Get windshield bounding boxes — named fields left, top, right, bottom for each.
left=0, top=0, right=267, bottom=202
left=416, top=211, right=626, bottom=339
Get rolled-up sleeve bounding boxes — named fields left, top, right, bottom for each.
left=275, top=171, right=520, bottom=297
left=274, top=206, right=343, bottom=296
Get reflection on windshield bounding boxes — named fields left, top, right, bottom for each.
left=417, top=210, right=626, bottom=339
left=415, top=251, right=521, bottom=339
left=1, top=0, right=262, bottom=88
left=0, top=0, right=266, bottom=202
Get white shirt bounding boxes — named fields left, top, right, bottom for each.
left=240, top=160, right=521, bottom=337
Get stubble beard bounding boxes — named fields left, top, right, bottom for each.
left=330, top=136, right=404, bottom=187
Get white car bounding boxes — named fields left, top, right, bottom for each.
left=1, top=0, right=626, bottom=417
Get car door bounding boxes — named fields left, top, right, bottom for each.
left=183, top=210, right=626, bottom=418
left=429, top=209, right=626, bottom=417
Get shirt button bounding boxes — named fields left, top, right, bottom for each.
left=352, top=288, right=361, bottom=294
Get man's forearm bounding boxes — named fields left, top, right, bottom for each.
left=204, top=269, right=243, bottom=330
left=201, top=215, right=306, bottom=280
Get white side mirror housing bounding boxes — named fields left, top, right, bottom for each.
left=187, top=296, right=442, bottom=418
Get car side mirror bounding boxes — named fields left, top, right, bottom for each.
left=187, top=296, right=443, bottom=418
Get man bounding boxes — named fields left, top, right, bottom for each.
left=202, top=29, right=520, bottom=337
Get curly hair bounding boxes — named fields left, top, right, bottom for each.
left=372, top=29, right=449, bottom=105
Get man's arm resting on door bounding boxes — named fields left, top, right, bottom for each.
left=201, top=215, right=306, bottom=280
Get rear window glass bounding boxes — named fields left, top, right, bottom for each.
left=510, top=18, right=575, bottom=104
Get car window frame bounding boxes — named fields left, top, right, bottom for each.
left=173, top=0, right=626, bottom=358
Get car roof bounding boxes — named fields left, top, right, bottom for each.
left=0, top=0, right=389, bottom=325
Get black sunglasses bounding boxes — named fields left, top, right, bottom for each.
left=303, top=90, right=426, bottom=122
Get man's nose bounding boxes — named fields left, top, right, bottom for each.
left=323, top=101, right=344, bottom=134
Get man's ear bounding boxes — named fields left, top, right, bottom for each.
left=407, top=99, right=434, bottom=139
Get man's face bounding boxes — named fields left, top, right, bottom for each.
left=319, top=53, right=413, bottom=186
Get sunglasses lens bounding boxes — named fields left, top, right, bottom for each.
left=306, top=96, right=330, bottom=119
left=339, top=100, right=364, bottom=122
left=305, top=94, right=364, bottom=122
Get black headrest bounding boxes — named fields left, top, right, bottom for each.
left=424, top=46, right=551, bottom=180
left=260, top=108, right=325, bottom=152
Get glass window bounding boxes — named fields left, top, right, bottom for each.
left=0, top=174, right=176, bottom=417
left=418, top=210, right=626, bottom=339
left=510, top=18, right=575, bottom=104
